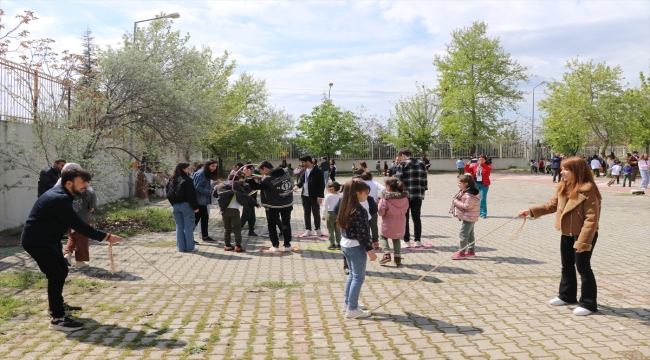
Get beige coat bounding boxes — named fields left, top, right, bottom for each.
left=529, top=183, right=601, bottom=251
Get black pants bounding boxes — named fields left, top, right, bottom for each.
left=404, top=198, right=423, bottom=242
left=552, top=168, right=560, bottom=182
left=240, top=205, right=256, bottom=231
left=194, top=205, right=209, bottom=237
left=559, top=233, right=598, bottom=312
left=370, top=213, right=378, bottom=243
left=330, top=171, right=336, bottom=182
left=23, top=245, right=69, bottom=319
left=266, top=206, right=293, bottom=247
left=301, top=196, right=321, bottom=230
left=592, top=168, right=600, bottom=178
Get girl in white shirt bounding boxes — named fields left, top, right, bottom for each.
left=322, top=182, right=343, bottom=250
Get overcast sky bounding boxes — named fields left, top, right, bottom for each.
left=2, top=1, right=648, bottom=123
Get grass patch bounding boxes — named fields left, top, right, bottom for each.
left=67, top=278, right=108, bottom=294
left=143, top=241, right=176, bottom=247
left=0, top=271, right=47, bottom=289
left=94, top=198, right=175, bottom=237
left=0, top=295, right=36, bottom=320
left=306, top=243, right=339, bottom=253
left=95, top=303, right=130, bottom=313
left=206, top=335, right=220, bottom=343
left=254, top=281, right=303, bottom=289
left=614, top=192, right=647, bottom=197
left=184, top=345, right=207, bottom=355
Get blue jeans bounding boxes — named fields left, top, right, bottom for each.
left=172, top=202, right=196, bottom=252
left=323, top=171, right=329, bottom=184
left=476, top=182, right=489, bottom=217
left=341, top=245, right=367, bottom=310
left=640, top=169, right=649, bottom=189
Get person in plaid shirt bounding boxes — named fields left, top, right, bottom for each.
left=394, top=148, right=428, bottom=248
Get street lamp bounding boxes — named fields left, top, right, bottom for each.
left=128, top=12, right=181, bottom=198
left=531, top=81, right=547, bottom=160
left=328, top=83, right=333, bottom=99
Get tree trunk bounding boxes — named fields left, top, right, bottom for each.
left=599, top=139, right=609, bottom=158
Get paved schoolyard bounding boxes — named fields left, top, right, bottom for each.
left=0, top=173, right=648, bottom=359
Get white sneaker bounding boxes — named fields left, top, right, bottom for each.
left=401, top=241, right=411, bottom=248
left=268, top=247, right=281, bottom=252
left=346, top=308, right=371, bottom=319
left=549, top=297, right=569, bottom=306
left=310, top=230, right=318, bottom=236
left=414, top=241, right=423, bottom=247
left=573, top=307, right=593, bottom=316
left=75, top=261, right=89, bottom=269
left=315, top=229, right=323, bottom=236
left=297, top=232, right=308, bottom=238
left=341, top=303, right=368, bottom=313
left=64, top=253, right=72, bottom=267
left=283, top=246, right=295, bottom=252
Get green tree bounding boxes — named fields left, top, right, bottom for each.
left=433, top=21, right=530, bottom=154
left=624, top=72, right=650, bottom=153
left=296, top=100, right=367, bottom=159
left=538, top=58, right=628, bottom=157
left=201, top=73, right=293, bottom=161
left=384, top=84, right=441, bottom=156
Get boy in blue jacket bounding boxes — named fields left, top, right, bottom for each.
left=623, top=161, right=633, bottom=187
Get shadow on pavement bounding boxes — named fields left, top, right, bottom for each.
left=403, top=263, right=477, bottom=275
left=366, top=270, right=442, bottom=283
left=74, top=268, right=144, bottom=281
left=372, top=311, right=483, bottom=335
left=433, top=245, right=498, bottom=253
left=472, top=256, right=547, bottom=265
left=597, top=305, right=650, bottom=326
left=63, top=318, right=188, bottom=348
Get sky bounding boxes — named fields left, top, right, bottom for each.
left=2, top=0, right=649, bottom=124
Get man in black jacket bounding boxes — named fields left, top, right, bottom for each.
left=37, top=159, right=66, bottom=197
left=22, top=167, right=123, bottom=332
left=319, top=157, right=330, bottom=185
left=243, top=161, right=294, bottom=252
left=294, top=155, right=325, bottom=237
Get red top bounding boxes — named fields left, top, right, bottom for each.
left=539, top=160, right=545, bottom=167
left=464, top=163, right=492, bottom=186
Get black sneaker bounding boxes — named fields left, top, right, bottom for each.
left=327, top=244, right=337, bottom=250
left=335, top=244, right=341, bottom=250
left=202, top=236, right=217, bottom=242
left=47, top=302, right=83, bottom=317
left=49, top=316, right=84, bottom=331
left=248, top=231, right=259, bottom=237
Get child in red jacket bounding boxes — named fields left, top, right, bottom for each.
left=377, top=177, right=410, bottom=266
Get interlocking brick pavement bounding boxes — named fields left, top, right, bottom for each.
left=0, top=173, right=648, bottom=359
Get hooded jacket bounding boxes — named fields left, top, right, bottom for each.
left=529, top=183, right=601, bottom=251
left=246, top=167, right=293, bottom=208
left=377, top=191, right=410, bottom=239
left=452, top=188, right=481, bottom=222
left=214, top=181, right=259, bottom=213
left=166, top=174, right=199, bottom=210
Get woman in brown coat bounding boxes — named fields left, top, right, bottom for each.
left=518, top=156, right=602, bottom=316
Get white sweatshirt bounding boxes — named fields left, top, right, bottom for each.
left=322, top=193, right=342, bottom=213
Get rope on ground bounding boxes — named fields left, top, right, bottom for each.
left=107, top=216, right=526, bottom=328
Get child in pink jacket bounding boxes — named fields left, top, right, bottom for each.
left=451, top=175, right=481, bottom=260
left=377, top=177, right=410, bottom=266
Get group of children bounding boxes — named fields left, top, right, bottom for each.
left=607, top=159, right=634, bottom=187
left=529, top=158, right=548, bottom=174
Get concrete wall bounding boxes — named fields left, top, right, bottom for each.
left=0, top=121, right=129, bottom=231
left=222, top=157, right=529, bottom=173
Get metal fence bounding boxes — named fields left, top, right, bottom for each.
left=0, top=58, right=71, bottom=124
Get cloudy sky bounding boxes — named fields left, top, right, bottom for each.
left=2, top=1, right=648, bottom=123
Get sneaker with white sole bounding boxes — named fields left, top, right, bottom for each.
left=46, top=302, right=83, bottom=317
left=309, top=230, right=318, bottom=236
left=49, top=316, right=84, bottom=331
left=63, top=252, right=72, bottom=267
left=341, top=303, right=368, bottom=313
left=283, top=246, right=294, bottom=252
left=346, top=308, right=371, bottom=319
left=573, top=307, right=593, bottom=316
left=268, top=247, right=281, bottom=252
left=414, top=241, right=423, bottom=247
left=315, top=229, right=323, bottom=236
left=401, top=241, right=411, bottom=248
left=297, top=232, right=309, bottom=238
left=549, top=297, right=571, bottom=306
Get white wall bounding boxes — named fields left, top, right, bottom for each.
left=0, top=121, right=129, bottom=231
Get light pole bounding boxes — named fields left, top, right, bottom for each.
left=328, top=83, right=333, bottom=99
left=531, top=81, right=547, bottom=160
left=128, top=12, right=180, bottom=197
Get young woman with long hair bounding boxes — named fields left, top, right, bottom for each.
left=193, top=159, right=221, bottom=242
left=518, top=157, right=602, bottom=316
left=337, top=179, right=377, bottom=319
left=166, top=162, right=200, bottom=252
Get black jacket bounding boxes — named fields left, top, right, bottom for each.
left=166, top=174, right=199, bottom=210
left=296, top=166, right=325, bottom=200
left=21, top=185, right=107, bottom=251
left=246, top=167, right=293, bottom=209
left=37, top=167, right=61, bottom=197
left=319, top=160, right=330, bottom=172
left=214, top=181, right=259, bottom=213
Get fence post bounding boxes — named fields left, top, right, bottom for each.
left=33, top=69, right=39, bottom=123
left=499, top=143, right=503, bottom=159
